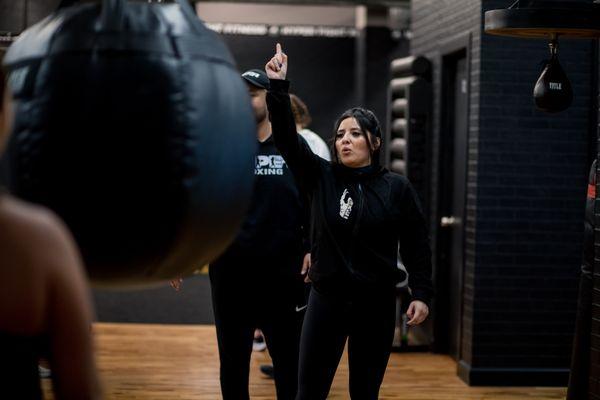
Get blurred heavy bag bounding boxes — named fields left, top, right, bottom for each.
left=2, top=0, right=257, bottom=285
left=533, top=51, right=573, bottom=113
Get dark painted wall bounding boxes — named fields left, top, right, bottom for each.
left=220, top=29, right=408, bottom=144
left=223, top=34, right=357, bottom=143
left=411, top=0, right=594, bottom=386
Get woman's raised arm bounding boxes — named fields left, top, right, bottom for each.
left=265, top=43, right=325, bottom=192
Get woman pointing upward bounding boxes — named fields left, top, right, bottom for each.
left=265, top=43, right=434, bottom=399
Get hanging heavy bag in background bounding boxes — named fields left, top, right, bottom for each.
left=2, top=0, right=257, bottom=286
left=533, top=52, right=573, bottom=113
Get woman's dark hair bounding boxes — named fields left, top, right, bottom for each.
left=331, top=107, right=382, bottom=166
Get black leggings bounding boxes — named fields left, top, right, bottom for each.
left=296, top=285, right=396, bottom=400
left=210, top=252, right=305, bottom=400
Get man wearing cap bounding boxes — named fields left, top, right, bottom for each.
left=208, top=68, right=309, bottom=400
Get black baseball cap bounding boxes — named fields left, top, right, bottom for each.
left=241, top=69, right=270, bottom=90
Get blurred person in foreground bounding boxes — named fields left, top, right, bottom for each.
left=0, top=52, right=101, bottom=399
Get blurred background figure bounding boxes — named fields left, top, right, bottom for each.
left=208, top=68, right=308, bottom=400
left=290, top=94, right=331, bottom=161
left=0, top=52, right=101, bottom=400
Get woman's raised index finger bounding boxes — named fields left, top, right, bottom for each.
left=276, top=43, right=282, bottom=55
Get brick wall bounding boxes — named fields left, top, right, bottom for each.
left=476, top=1, right=591, bottom=376
left=410, top=0, right=482, bottom=368
left=411, top=0, right=594, bottom=385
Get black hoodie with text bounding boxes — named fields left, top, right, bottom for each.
left=223, top=133, right=307, bottom=277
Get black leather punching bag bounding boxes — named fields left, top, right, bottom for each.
left=2, top=0, right=257, bottom=286
left=533, top=49, right=573, bottom=113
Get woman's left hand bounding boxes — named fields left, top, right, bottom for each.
left=406, top=300, right=429, bottom=325
left=265, top=43, right=288, bottom=80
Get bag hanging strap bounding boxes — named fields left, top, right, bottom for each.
left=173, top=0, right=203, bottom=34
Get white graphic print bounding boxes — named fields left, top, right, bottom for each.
left=242, top=71, right=261, bottom=79
left=339, top=189, right=354, bottom=220
left=255, top=155, right=286, bottom=175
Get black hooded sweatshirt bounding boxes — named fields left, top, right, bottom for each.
left=225, top=133, right=308, bottom=269
left=267, top=79, right=434, bottom=306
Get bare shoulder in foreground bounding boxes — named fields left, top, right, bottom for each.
left=0, top=194, right=80, bottom=271
left=0, top=194, right=85, bottom=333
left=0, top=194, right=102, bottom=399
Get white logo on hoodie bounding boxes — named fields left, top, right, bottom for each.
left=339, top=189, right=353, bottom=220
left=255, top=155, right=285, bottom=175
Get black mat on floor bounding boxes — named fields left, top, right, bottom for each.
left=92, top=274, right=214, bottom=324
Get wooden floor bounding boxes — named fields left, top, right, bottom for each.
left=42, top=323, right=566, bottom=399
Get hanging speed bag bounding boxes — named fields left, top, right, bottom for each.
left=533, top=54, right=573, bottom=113
left=2, top=0, right=257, bottom=285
